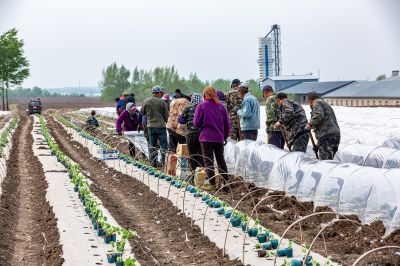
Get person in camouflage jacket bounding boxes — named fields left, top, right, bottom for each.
left=263, top=85, right=285, bottom=149
left=226, top=79, right=242, bottom=141
left=305, top=92, right=341, bottom=160
left=274, top=93, right=309, bottom=152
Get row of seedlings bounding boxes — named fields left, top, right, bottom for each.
left=57, top=115, right=327, bottom=266
left=39, top=116, right=137, bottom=266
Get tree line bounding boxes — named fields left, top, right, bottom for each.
left=9, top=86, right=85, bottom=98
left=100, top=63, right=263, bottom=102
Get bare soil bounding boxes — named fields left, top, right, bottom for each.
left=47, top=115, right=242, bottom=266
left=0, top=114, right=63, bottom=265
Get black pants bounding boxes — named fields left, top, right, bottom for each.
left=319, top=135, right=341, bottom=160
left=291, top=133, right=309, bottom=153
left=241, top=130, right=258, bottom=141
left=186, top=132, right=203, bottom=171
left=128, top=142, right=136, bottom=158
left=268, top=131, right=285, bottom=149
left=167, top=129, right=186, bottom=153
left=201, top=142, right=228, bottom=185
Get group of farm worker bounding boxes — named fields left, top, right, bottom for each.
left=112, top=79, right=341, bottom=190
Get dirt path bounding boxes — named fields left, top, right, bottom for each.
left=0, top=115, right=63, bottom=265
left=47, top=116, right=242, bottom=266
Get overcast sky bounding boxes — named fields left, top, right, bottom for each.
left=0, top=0, right=399, bottom=88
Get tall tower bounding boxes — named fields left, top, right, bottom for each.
left=258, top=24, right=281, bottom=82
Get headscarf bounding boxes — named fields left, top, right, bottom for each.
left=203, top=86, right=219, bottom=104
left=162, top=94, right=170, bottom=101
left=126, top=102, right=136, bottom=111
left=191, top=93, right=203, bottom=106
left=216, top=90, right=226, bottom=102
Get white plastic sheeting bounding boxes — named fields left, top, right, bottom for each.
left=334, top=144, right=400, bottom=169
left=225, top=140, right=400, bottom=234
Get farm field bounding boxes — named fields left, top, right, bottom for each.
left=0, top=98, right=399, bottom=266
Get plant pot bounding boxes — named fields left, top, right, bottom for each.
left=189, top=187, right=197, bottom=193
left=217, top=208, right=225, bottom=215
left=304, top=255, right=313, bottom=266
left=160, top=174, right=166, bottom=179
left=262, top=242, right=272, bottom=250
left=291, top=259, right=303, bottom=266
left=230, top=217, right=241, bottom=227
left=171, top=180, right=176, bottom=185
left=212, top=201, right=221, bottom=208
left=271, top=239, right=279, bottom=249
left=247, top=228, right=258, bottom=237
left=165, top=176, right=172, bottom=181
left=97, top=228, right=106, bottom=237
left=225, top=211, right=232, bottom=219
left=107, top=253, right=117, bottom=263
left=202, top=195, right=210, bottom=201
left=257, top=233, right=268, bottom=243
left=241, top=223, right=248, bottom=232
left=257, top=249, right=266, bottom=257
left=194, top=192, right=201, bottom=198
left=207, top=200, right=214, bottom=207
left=277, top=249, right=286, bottom=257
left=115, top=262, right=123, bottom=266
left=175, top=182, right=182, bottom=188
left=74, top=186, right=79, bottom=192
left=285, top=247, right=293, bottom=258
left=92, top=220, right=98, bottom=230
left=154, top=173, right=160, bottom=177
left=104, top=235, right=113, bottom=244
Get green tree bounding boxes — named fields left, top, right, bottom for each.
left=376, top=74, right=386, bottom=81
left=99, top=63, right=131, bottom=101
left=0, top=28, right=30, bottom=110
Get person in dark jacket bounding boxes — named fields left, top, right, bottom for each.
left=274, top=93, right=309, bottom=152
left=116, top=94, right=126, bottom=116
left=121, top=93, right=136, bottom=111
left=193, top=86, right=231, bottom=191
left=263, top=85, right=285, bottom=149
left=86, top=110, right=99, bottom=129
left=141, top=86, right=169, bottom=167
left=178, top=93, right=204, bottom=171
left=116, top=102, right=140, bottom=157
left=173, top=89, right=191, bottom=101
left=305, top=92, right=341, bottom=160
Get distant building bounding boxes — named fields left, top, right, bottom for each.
left=280, top=81, right=355, bottom=104
left=263, top=75, right=319, bottom=92
left=385, top=70, right=400, bottom=81
left=324, top=80, right=400, bottom=107
left=258, top=25, right=282, bottom=82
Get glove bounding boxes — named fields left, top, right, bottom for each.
left=274, top=122, right=282, bottom=129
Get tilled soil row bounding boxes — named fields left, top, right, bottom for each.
left=47, top=115, right=242, bottom=266
left=0, top=115, right=63, bottom=266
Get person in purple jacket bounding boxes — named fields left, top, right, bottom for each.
left=193, top=86, right=231, bottom=191
left=116, top=102, right=140, bottom=157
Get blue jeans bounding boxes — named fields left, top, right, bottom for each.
left=148, top=127, right=168, bottom=167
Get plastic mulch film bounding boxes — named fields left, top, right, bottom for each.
left=234, top=140, right=264, bottom=180
left=383, top=150, right=400, bottom=169
left=340, top=127, right=400, bottom=148
left=313, top=163, right=363, bottom=211
left=368, top=169, right=400, bottom=234
left=246, top=144, right=288, bottom=187
left=225, top=140, right=252, bottom=175
left=296, top=160, right=339, bottom=202
left=224, top=139, right=237, bottom=172
left=334, top=144, right=381, bottom=166
left=334, top=144, right=400, bottom=169
left=286, top=160, right=320, bottom=197
left=337, top=167, right=385, bottom=219
left=267, top=152, right=315, bottom=191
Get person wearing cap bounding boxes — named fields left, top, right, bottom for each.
left=141, top=86, right=169, bottom=167
left=166, top=97, right=190, bottom=153
left=193, top=86, right=231, bottom=191
left=237, top=83, right=260, bottom=141
left=162, top=94, right=171, bottom=111
left=116, top=102, right=140, bottom=157
left=263, top=85, right=285, bottom=149
left=274, top=93, right=309, bottom=152
left=226, top=79, right=243, bottom=141
left=305, top=92, right=341, bottom=160
left=216, top=90, right=227, bottom=109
